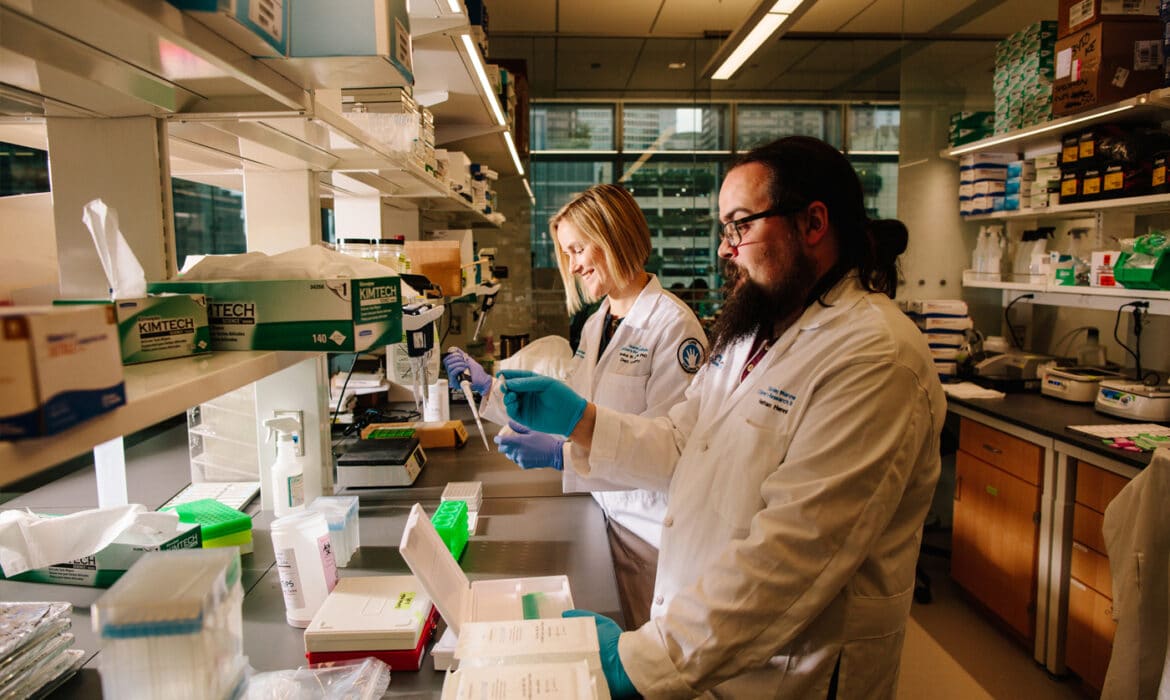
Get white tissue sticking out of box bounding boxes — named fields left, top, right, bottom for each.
left=0, top=504, right=175, bottom=576
left=178, top=245, right=394, bottom=281
left=81, top=198, right=146, bottom=300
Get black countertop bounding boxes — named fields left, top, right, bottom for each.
left=945, top=391, right=1154, bottom=469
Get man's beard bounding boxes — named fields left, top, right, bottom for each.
left=709, top=248, right=818, bottom=361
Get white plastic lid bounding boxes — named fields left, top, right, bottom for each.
left=398, top=503, right=470, bottom=635
left=304, top=575, right=432, bottom=651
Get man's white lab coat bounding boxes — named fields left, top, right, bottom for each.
left=571, top=276, right=946, bottom=698
left=1102, top=447, right=1170, bottom=699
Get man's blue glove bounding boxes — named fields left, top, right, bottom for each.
left=563, top=609, right=638, bottom=698
left=497, top=369, right=588, bottom=437
left=495, top=421, right=564, bottom=470
left=442, top=348, right=492, bottom=394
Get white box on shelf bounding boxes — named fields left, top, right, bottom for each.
left=1090, top=251, right=1121, bottom=287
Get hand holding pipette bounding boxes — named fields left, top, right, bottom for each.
left=445, top=348, right=491, bottom=451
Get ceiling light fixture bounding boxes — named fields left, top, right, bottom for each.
left=460, top=33, right=507, bottom=127
left=703, top=0, right=812, bottom=81
left=522, top=177, right=535, bottom=203
left=668, top=61, right=687, bottom=70
left=446, top=0, right=463, bottom=12
left=504, top=131, right=525, bottom=177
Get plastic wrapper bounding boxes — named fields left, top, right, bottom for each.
left=244, top=658, right=390, bottom=700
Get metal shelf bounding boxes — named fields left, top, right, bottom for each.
left=962, top=270, right=1170, bottom=315
left=964, top=193, right=1170, bottom=222
left=0, top=351, right=317, bottom=487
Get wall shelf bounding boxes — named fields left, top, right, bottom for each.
left=0, top=351, right=317, bottom=487
left=962, top=271, right=1170, bottom=315
left=964, top=193, right=1170, bottom=222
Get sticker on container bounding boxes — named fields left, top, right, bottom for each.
left=276, top=547, right=305, bottom=610
left=317, top=534, right=338, bottom=591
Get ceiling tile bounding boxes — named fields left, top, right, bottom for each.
left=652, top=0, right=758, bottom=36
left=486, top=0, right=558, bottom=33
left=559, top=0, right=663, bottom=35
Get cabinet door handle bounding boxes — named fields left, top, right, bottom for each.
left=981, top=443, right=1003, bottom=455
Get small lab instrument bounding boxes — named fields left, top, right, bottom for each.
left=270, top=510, right=338, bottom=628
left=399, top=503, right=575, bottom=670
left=335, top=436, right=427, bottom=488
left=265, top=416, right=305, bottom=518
left=303, top=575, right=439, bottom=670
left=472, top=279, right=500, bottom=341
left=972, top=351, right=1053, bottom=392
left=446, top=348, right=491, bottom=451
left=402, top=302, right=446, bottom=412
left=1041, top=366, right=1127, bottom=404
left=1095, top=380, right=1170, bottom=422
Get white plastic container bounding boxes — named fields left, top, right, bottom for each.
left=265, top=417, right=305, bottom=518
left=424, top=378, right=450, bottom=422
left=270, top=511, right=338, bottom=628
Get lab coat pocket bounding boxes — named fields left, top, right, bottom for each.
left=594, top=371, right=650, bottom=414
left=710, top=409, right=787, bottom=533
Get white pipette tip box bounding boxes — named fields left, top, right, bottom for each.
left=441, top=481, right=483, bottom=532
left=303, top=575, right=439, bottom=670
left=398, top=503, right=574, bottom=670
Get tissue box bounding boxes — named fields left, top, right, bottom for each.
left=148, top=276, right=402, bottom=352
left=2, top=519, right=202, bottom=588
left=57, top=294, right=211, bottom=364
left=0, top=305, right=126, bottom=440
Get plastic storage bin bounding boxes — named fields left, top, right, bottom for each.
left=92, top=549, right=245, bottom=700
left=308, top=495, right=361, bottom=567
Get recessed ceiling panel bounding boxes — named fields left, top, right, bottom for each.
left=953, top=0, right=1058, bottom=34
left=559, top=0, right=663, bottom=35
left=653, top=0, right=757, bottom=36
left=555, top=37, right=644, bottom=92
left=487, top=0, right=558, bottom=33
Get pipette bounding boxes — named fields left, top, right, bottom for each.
left=403, top=302, right=446, bottom=412
left=447, top=348, right=491, bottom=451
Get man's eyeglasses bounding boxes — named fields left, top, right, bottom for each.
left=718, top=204, right=804, bottom=249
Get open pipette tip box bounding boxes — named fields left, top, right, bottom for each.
left=303, top=575, right=439, bottom=670
left=161, top=498, right=253, bottom=553
left=441, top=480, right=482, bottom=533
left=398, top=503, right=575, bottom=670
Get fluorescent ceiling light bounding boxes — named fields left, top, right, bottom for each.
left=705, top=0, right=810, bottom=81
left=447, top=0, right=463, bottom=12
left=522, top=177, right=535, bottom=203
left=505, top=131, right=525, bottom=176
left=460, top=33, right=506, bottom=126
left=946, top=103, right=1136, bottom=156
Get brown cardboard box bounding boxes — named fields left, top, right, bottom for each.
left=404, top=240, right=463, bottom=296
left=1052, top=20, right=1163, bottom=117
left=362, top=420, right=469, bottom=448
left=1057, top=0, right=1159, bottom=38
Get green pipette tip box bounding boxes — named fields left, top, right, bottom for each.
left=366, top=427, right=416, bottom=440
left=163, top=498, right=253, bottom=552
left=431, top=500, right=468, bottom=561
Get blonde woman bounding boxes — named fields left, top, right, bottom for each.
left=444, top=183, right=707, bottom=628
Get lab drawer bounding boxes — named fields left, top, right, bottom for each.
left=1070, top=539, right=1112, bottom=598
left=1072, top=502, right=1107, bottom=556
left=1075, top=461, right=1129, bottom=514
left=959, top=418, right=1042, bottom=485
left=1065, top=577, right=1114, bottom=692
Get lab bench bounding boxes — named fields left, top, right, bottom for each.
left=945, top=392, right=1149, bottom=690
left=0, top=407, right=618, bottom=698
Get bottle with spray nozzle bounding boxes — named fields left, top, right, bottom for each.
left=265, top=417, right=306, bottom=518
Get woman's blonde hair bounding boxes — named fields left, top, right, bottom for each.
left=550, top=184, right=651, bottom=314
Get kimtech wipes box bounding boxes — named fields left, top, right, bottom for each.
left=0, top=305, right=126, bottom=440
left=148, top=276, right=403, bottom=352
left=58, top=295, right=212, bottom=364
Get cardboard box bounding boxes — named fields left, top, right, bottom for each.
left=1053, top=21, right=1164, bottom=117
left=362, top=420, right=468, bottom=449
left=58, top=294, right=212, bottom=364
left=404, top=241, right=463, bottom=296
left=3, top=520, right=202, bottom=588
left=147, top=276, right=402, bottom=352
left=1058, top=0, right=1160, bottom=38
left=0, top=305, right=126, bottom=440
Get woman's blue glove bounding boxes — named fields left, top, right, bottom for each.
left=562, top=609, right=638, bottom=698
left=442, top=348, right=492, bottom=394
left=495, top=421, right=564, bottom=470
left=497, top=369, right=587, bottom=437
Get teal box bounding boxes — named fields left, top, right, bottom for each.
left=165, top=0, right=287, bottom=57
left=148, top=276, right=403, bottom=352
left=289, top=0, right=413, bottom=84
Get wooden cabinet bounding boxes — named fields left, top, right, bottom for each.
left=952, top=418, right=1043, bottom=642
left=1064, top=461, right=1127, bottom=692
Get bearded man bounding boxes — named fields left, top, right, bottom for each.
left=499, top=136, right=947, bottom=699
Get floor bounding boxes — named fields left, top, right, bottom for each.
left=898, top=543, right=1086, bottom=700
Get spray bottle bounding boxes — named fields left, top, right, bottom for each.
left=265, top=417, right=305, bottom=518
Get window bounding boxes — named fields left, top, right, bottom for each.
left=622, top=104, right=729, bottom=152
left=0, top=142, right=50, bottom=195
left=736, top=105, right=843, bottom=150
left=171, top=179, right=246, bottom=271
left=848, top=105, right=900, bottom=152
left=530, top=104, right=615, bottom=151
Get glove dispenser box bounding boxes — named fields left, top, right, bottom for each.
left=398, top=503, right=574, bottom=670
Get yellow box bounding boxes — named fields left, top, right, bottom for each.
left=405, top=241, right=463, bottom=297
left=362, top=420, right=468, bottom=448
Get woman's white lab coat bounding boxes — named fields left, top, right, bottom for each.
left=570, top=277, right=946, bottom=698
left=1101, top=447, right=1170, bottom=699
left=561, top=274, right=707, bottom=548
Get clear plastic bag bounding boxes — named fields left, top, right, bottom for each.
left=244, top=658, right=390, bottom=700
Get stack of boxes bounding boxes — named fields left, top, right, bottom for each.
left=903, top=300, right=973, bottom=382
left=414, top=106, right=435, bottom=173
left=343, top=88, right=421, bottom=157
left=993, top=21, right=1056, bottom=134
left=1003, top=158, right=1035, bottom=211
left=958, top=152, right=1016, bottom=216
left=948, top=111, right=995, bottom=148
left=1059, top=122, right=1170, bottom=204
left=1053, top=0, right=1162, bottom=117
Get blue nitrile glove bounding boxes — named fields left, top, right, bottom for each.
left=494, top=420, right=564, bottom=470
left=442, top=348, right=492, bottom=394
left=497, top=369, right=588, bottom=437
left=563, top=609, right=638, bottom=698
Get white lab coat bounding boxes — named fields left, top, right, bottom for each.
left=1101, top=447, right=1170, bottom=700
left=572, top=276, right=946, bottom=698
left=561, top=275, right=708, bottom=548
